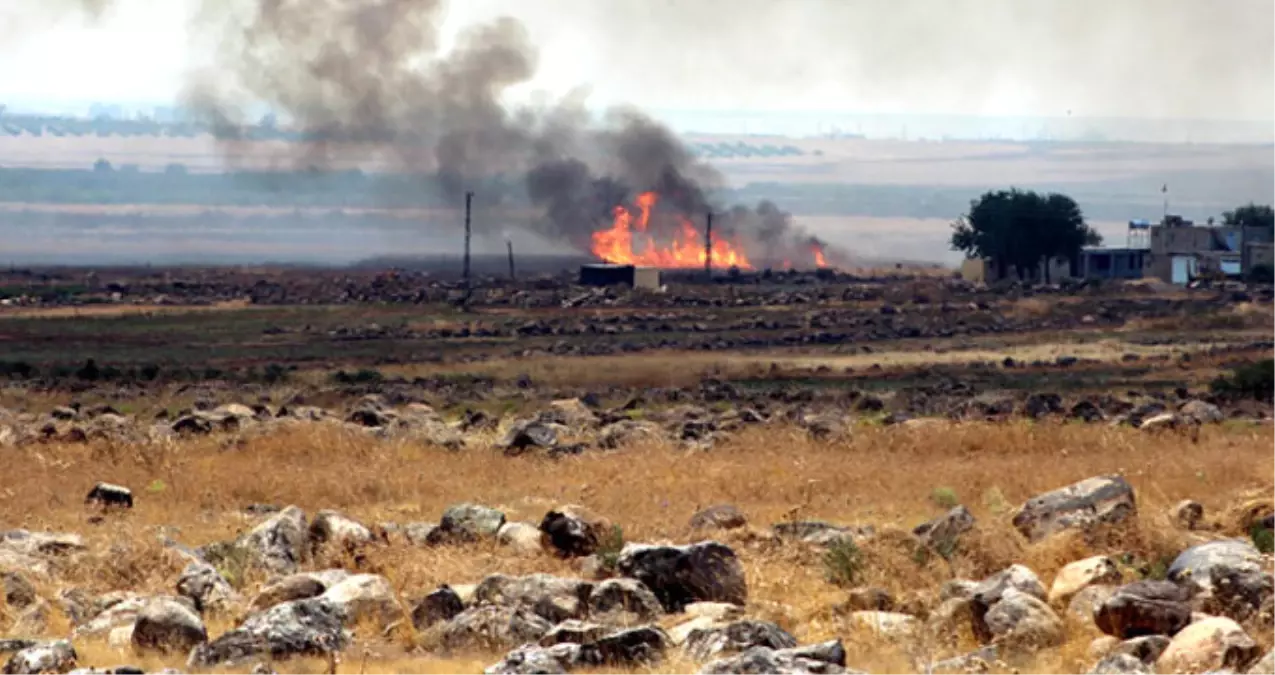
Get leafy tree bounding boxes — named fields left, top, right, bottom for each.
left=1222, top=203, right=1274, bottom=232
left=951, top=188, right=1100, bottom=282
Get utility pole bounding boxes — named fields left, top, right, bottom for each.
left=704, top=211, right=713, bottom=280
left=463, top=191, right=473, bottom=308
left=506, top=238, right=515, bottom=280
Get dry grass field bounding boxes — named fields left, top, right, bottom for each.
left=4, top=421, right=1272, bottom=673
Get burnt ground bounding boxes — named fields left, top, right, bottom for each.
left=0, top=265, right=1268, bottom=426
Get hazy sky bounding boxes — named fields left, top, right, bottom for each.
left=1, top=0, right=1272, bottom=121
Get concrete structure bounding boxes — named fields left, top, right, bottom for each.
left=1145, top=215, right=1265, bottom=284
left=578, top=264, right=661, bottom=290
left=1074, top=247, right=1147, bottom=280
left=959, top=256, right=1069, bottom=284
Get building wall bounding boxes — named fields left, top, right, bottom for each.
left=632, top=267, right=662, bottom=290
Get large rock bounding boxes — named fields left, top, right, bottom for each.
left=176, top=561, right=240, bottom=615
left=1179, top=400, right=1224, bottom=424
left=239, top=506, right=309, bottom=575
left=308, top=510, right=374, bottom=554
left=2, top=640, right=77, bottom=675
left=699, top=640, right=849, bottom=674
left=1204, top=565, right=1274, bottom=622
left=772, top=521, right=871, bottom=547
left=1157, top=616, right=1261, bottom=673
left=547, top=399, right=598, bottom=429
left=486, top=626, right=668, bottom=673
left=969, top=565, right=1047, bottom=644
left=1109, top=635, right=1171, bottom=664
left=249, top=570, right=349, bottom=611
left=69, top=593, right=150, bottom=639
left=473, top=574, right=593, bottom=623
left=439, top=605, right=553, bottom=651
left=616, top=542, right=747, bottom=612
left=497, top=522, right=544, bottom=555
left=982, top=588, right=1063, bottom=648
left=410, top=586, right=464, bottom=631
left=187, top=598, right=348, bottom=668
left=1094, top=581, right=1193, bottom=639
left=690, top=505, right=748, bottom=531
left=500, top=420, right=559, bottom=455
left=1089, top=653, right=1152, bottom=674
left=318, top=574, right=403, bottom=629
left=588, top=578, right=664, bottom=623
left=131, top=598, right=207, bottom=654
left=912, top=506, right=975, bottom=553
left=539, top=505, right=612, bottom=558
left=685, top=620, right=797, bottom=661
left=1011, top=475, right=1136, bottom=542
left=1168, top=539, right=1263, bottom=593
left=1049, top=556, right=1121, bottom=605
left=485, top=643, right=580, bottom=674
left=427, top=504, right=506, bottom=544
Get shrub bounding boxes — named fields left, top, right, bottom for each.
left=596, top=525, right=626, bottom=572
left=823, top=537, right=864, bottom=587
left=1210, top=359, right=1274, bottom=402
left=930, top=487, right=960, bottom=510
left=1252, top=523, right=1274, bottom=555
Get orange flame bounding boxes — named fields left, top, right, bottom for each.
left=591, top=191, right=753, bottom=269
left=812, top=243, right=828, bottom=268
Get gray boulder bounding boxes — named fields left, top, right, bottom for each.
left=1168, top=539, right=1263, bottom=592
left=1094, top=581, right=1193, bottom=639
left=472, top=573, right=593, bottom=623
left=308, top=510, right=374, bottom=554
left=913, top=506, right=975, bottom=552
left=485, top=643, right=580, bottom=674
left=699, top=639, right=849, bottom=674
left=187, top=598, right=348, bottom=668
left=772, top=521, right=872, bottom=547
left=690, top=505, right=748, bottom=531
left=411, top=586, right=464, bottom=631
left=249, top=570, right=349, bottom=611
left=588, top=578, right=664, bottom=623
left=539, top=505, right=611, bottom=558
left=1011, top=475, right=1136, bottom=542
left=176, top=561, right=240, bottom=615
left=238, top=506, right=309, bottom=575
left=616, top=541, right=747, bottom=612
left=439, top=605, right=553, bottom=651
left=1179, top=399, right=1224, bottom=424
left=2, top=640, right=77, bottom=675
left=1088, top=653, right=1152, bottom=674
left=318, top=574, right=403, bottom=630
left=982, top=588, right=1063, bottom=648
left=1110, top=635, right=1171, bottom=664
left=427, top=504, right=506, bottom=544
left=969, top=565, right=1047, bottom=644
left=131, top=598, right=207, bottom=654
left=685, top=620, right=797, bottom=661
left=500, top=420, right=559, bottom=455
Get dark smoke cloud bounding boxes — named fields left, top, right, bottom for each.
left=14, top=0, right=846, bottom=264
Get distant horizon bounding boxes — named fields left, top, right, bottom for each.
left=2, top=98, right=1272, bottom=144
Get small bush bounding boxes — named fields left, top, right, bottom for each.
left=823, top=537, right=864, bottom=587
left=332, top=368, right=384, bottom=385
left=1251, top=523, right=1274, bottom=555
left=263, top=363, right=289, bottom=384
left=982, top=486, right=1009, bottom=514
left=1210, top=359, right=1274, bottom=402
left=930, top=487, right=960, bottom=510
left=596, top=525, right=625, bottom=572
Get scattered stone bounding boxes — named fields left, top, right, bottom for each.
left=249, top=570, right=348, bottom=611
left=616, top=541, right=747, bottom=612
left=913, top=506, right=975, bottom=553
left=1171, top=500, right=1205, bottom=530
left=539, top=505, right=611, bottom=557
left=2, top=640, right=77, bottom=675
left=1204, top=565, right=1274, bottom=623
left=485, top=642, right=580, bottom=674
left=308, top=510, right=374, bottom=554
left=576, top=625, right=668, bottom=668
left=588, top=578, right=664, bottom=623
left=410, top=586, right=464, bottom=631
left=472, top=573, right=593, bottom=623
left=187, top=598, right=348, bottom=668
left=699, top=640, right=849, bottom=675
left=690, top=505, right=748, bottom=531
left=1089, top=653, right=1152, bottom=674
left=1168, top=539, right=1263, bottom=593
left=1157, top=616, right=1261, bottom=673
left=131, top=598, right=207, bottom=655
left=685, top=620, right=797, bottom=661
left=2, top=572, right=37, bottom=609
left=1110, top=635, right=1171, bottom=664
left=500, top=420, right=559, bottom=455
left=1179, top=399, right=1224, bottom=424
left=1010, top=475, right=1136, bottom=542
left=85, top=483, right=133, bottom=510
left=1048, top=556, right=1121, bottom=605
left=539, top=620, right=609, bottom=646
left=982, top=588, right=1063, bottom=649
left=497, top=522, right=545, bottom=555
left=772, top=521, right=871, bottom=547
left=176, top=561, right=240, bottom=615
left=238, top=506, right=309, bottom=575
left=428, top=504, right=506, bottom=544
left=1094, top=581, right=1193, bottom=639
left=440, top=605, right=553, bottom=651
left=318, top=574, right=403, bottom=630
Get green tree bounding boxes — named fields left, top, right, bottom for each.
left=1222, top=203, right=1274, bottom=232
left=951, top=188, right=1101, bottom=282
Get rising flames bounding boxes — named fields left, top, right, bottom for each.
left=591, top=192, right=753, bottom=269
left=812, top=242, right=828, bottom=268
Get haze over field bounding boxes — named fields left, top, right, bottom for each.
left=0, top=0, right=1270, bottom=266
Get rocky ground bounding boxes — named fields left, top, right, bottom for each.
left=0, top=269, right=1271, bottom=674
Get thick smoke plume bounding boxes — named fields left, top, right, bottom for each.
left=32, top=0, right=835, bottom=264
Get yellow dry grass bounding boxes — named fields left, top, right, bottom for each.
left=2, top=421, right=1271, bottom=673
left=0, top=299, right=255, bottom=320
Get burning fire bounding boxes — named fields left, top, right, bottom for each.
left=812, top=243, right=828, bottom=268
left=591, top=192, right=753, bottom=269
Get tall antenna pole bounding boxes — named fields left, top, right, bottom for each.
left=506, top=238, right=515, bottom=280
left=704, top=211, right=713, bottom=280
left=463, top=191, right=473, bottom=306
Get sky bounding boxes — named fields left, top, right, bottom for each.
left=0, top=0, right=1272, bottom=122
